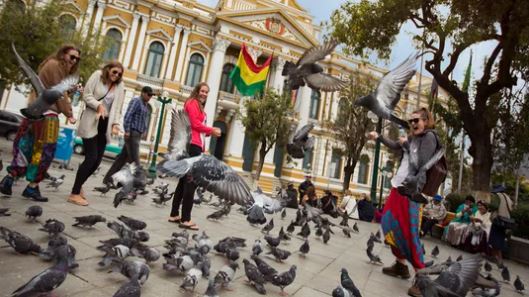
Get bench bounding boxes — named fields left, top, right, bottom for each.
left=431, top=211, right=455, bottom=238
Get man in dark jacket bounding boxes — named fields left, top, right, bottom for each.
left=285, top=183, right=298, bottom=209
left=321, top=190, right=338, bottom=218
left=298, top=174, right=313, bottom=203
left=357, top=193, right=375, bottom=222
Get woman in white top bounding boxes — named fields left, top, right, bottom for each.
left=68, top=61, right=125, bottom=206
left=462, top=200, right=492, bottom=253
left=338, top=189, right=359, bottom=219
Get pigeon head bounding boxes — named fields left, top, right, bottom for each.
left=41, top=89, right=64, bottom=104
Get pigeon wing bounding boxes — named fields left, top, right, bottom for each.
left=375, top=53, right=418, bottom=110
left=297, top=40, right=338, bottom=66
left=304, top=72, right=348, bottom=92
left=434, top=255, right=481, bottom=296
left=190, top=155, right=254, bottom=207
left=11, top=43, right=45, bottom=95
left=50, top=75, right=79, bottom=94
left=12, top=267, right=65, bottom=296
left=167, top=108, right=191, bottom=161
left=293, top=123, right=315, bottom=143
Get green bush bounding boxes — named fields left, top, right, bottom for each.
left=445, top=193, right=467, bottom=212
left=511, top=204, right=529, bottom=240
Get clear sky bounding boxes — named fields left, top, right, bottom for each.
left=196, top=0, right=498, bottom=84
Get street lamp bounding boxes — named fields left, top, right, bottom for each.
left=147, top=92, right=172, bottom=178
left=368, top=112, right=383, bottom=204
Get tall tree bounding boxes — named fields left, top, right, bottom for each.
left=330, top=71, right=374, bottom=191
left=331, top=0, right=529, bottom=200
left=240, top=89, right=292, bottom=180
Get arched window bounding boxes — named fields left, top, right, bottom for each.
left=144, top=41, right=165, bottom=77
left=102, top=28, right=122, bottom=61
left=329, top=149, right=342, bottom=179
left=59, top=15, right=76, bottom=39
left=219, top=63, right=235, bottom=93
left=357, top=154, right=370, bottom=184
left=185, top=53, right=204, bottom=87
left=309, top=90, right=320, bottom=119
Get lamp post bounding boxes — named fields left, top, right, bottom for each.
left=148, top=94, right=172, bottom=178
left=369, top=115, right=383, bottom=204
left=378, top=165, right=394, bottom=209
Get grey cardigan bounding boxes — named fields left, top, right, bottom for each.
left=77, top=70, right=124, bottom=142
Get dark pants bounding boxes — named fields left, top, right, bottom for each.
left=71, top=118, right=108, bottom=194
left=421, top=217, right=439, bottom=236
left=103, top=130, right=142, bottom=183
left=170, top=144, right=202, bottom=222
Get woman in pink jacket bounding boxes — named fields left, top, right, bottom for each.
left=168, top=82, right=221, bottom=230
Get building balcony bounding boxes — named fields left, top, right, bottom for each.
left=137, top=74, right=164, bottom=88
left=217, top=91, right=240, bottom=110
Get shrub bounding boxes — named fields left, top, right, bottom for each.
left=511, top=204, right=529, bottom=240
left=444, top=193, right=467, bottom=212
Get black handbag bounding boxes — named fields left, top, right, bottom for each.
left=492, top=193, right=517, bottom=229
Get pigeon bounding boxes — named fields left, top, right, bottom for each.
left=501, top=266, right=510, bottom=283
left=204, top=278, right=219, bottom=297
left=262, top=218, right=275, bottom=234
left=341, top=268, right=362, bottom=297
left=0, top=226, right=41, bottom=254
left=286, top=221, right=295, bottom=234
left=457, top=255, right=463, bottom=262
left=112, top=278, right=141, bottom=297
left=514, top=275, right=525, bottom=293
left=181, top=267, right=203, bottom=291
left=297, top=222, right=311, bottom=238
left=282, top=40, right=347, bottom=92
left=339, top=212, right=349, bottom=227
left=366, top=246, right=383, bottom=265
left=323, top=227, right=331, bottom=244
left=355, top=53, right=419, bottom=129
left=271, top=265, right=297, bottom=296
left=415, top=255, right=482, bottom=297
left=207, top=205, right=230, bottom=220
left=11, top=43, right=79, bottom=120
left=252, top=255, right=278, bottom=281
left=431, top=245, right=439, bottom=258
left=0, top=208, right=11, bottom=216
left=264, top=234, right=281, bottom=247
left=484, top=261, right=492, bottom=272
left=11, top=244, right=70, bottom=297
left=375, top=230, right=381, bottom=241
left=152, top=191, right=173, bottom=205
left=72, top=215, right=106, bottom=228
left=315, top=226, right=323, bottom=237
left=46, top=174, right=65, bottom=190
left=299, top=239, right=310, bottom=256
left=213, top=262, right=239, bottom=289
left=131, top=243, right=160, bottom=263
left=471, top=285, right=501, bottom=297
left=342, top=228, right=352, bottom=238
left=225, top=248, right=240, bottom=261
left=94, top=185, right=112, bottom=196
left=333, top=285, right=357, bottom=297
left=118, top=215, right=147, bottom=231
left=287, top=123, right=315, bottom=159
left=25, top=205, right=43, bottom=221
left=279, top=226, right=291, bottom=241
left=247, top=204, right=268, bottom=225
left=112, top=164, right=146, bottom=207
left=243, top=259, right=267, bottom=295
left=267, top=246, right=291, bottom=262
left=99, top=244, right=130, bottom=268
left=39, top=219, right=65, bottom=237
left=163, top=107, right=191, bottom=161
left=352, top=222, right=359, bottom=233
left=252, top=239, right=263, bottom=256
left=281, top=208, right=287, bottom=220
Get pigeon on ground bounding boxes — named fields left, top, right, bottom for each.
left=333, top=285, right=358, bottom=297
left=252, top=239, right=263, bottom=256
left=342, top=227, right=352, bottom=238
left=39, top=235, right=67, bottom=261
left=366, top=246, right=383, bottom=265
left=286, top=221, right=295, bottom=234
left=181, top=267, right=203, bottom=291
left=264, top=234, right=281, bottom=248
left=46, top=174, right=65, bottom=190
left=501, top=266, right=510, bottom=283
left=204, top=278, right=219, bottom=297
left=514, top=275, right=525, bottom=294
left=39, top=219, right=65, bottom=237
left=243, top=259, right=267, bottom=295
left=11, top=244, right=70, bottom=297
left=323, top=228, right=331, bottom=244
left=214, top=262, right=239, bottom=289
left=279, top=226, right=291, bottom=241
left=297, top=222, right=311, bottom=238
left=25, top=205, right=43, bottom=221
left=262, top=218, right=275, bottom=234
left=11, top=43, right=79, bottom=120
left=375, top=230, right=381, bottom=241
left=225, top=248, right=240, bottom=261
left=415, top=255, right=482, bottom=297
left=0, top=208, right=11, bottom=216
left=352, top=222, right=359, bottom=233
left=281, top=208, right=287, bottom=220
left=207, top=205, right=231, bottom=220
left=152, top=190, right=173, bottom=206
left=339, top=212, right=349, bottom=227
left=72, top=215, right=106, bottom=228
left=98, top=244, right=130, bottom=268
left=355, top=53, right=419, bottom=129
left=131, top=243, right=160, bottom=263
left=0, top=226, right=41, bottom=254
left=118, top=215, right=147, bottom=231
left=267, top=246, right=291, bottom=262
left=341, top=268, right=362, bottom=297
left=252, top=255, right=278, bottom=282
left=282, top=40, right=347, bottom=92
left=431, top=245, right=439, bottom=258
left=287, top=123, right=315, bottom=159
left=112, top=278, right=141, bottom=297
left=299, top=239, right=310, bottom=256
left=271, top=265, right=297, bottom=296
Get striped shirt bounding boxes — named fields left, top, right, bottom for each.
left=123, top=97, right=149, bottom=134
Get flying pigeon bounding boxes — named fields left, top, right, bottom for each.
left=11, top=43, right=79, bottom=120
left=287, top=123, right=315, bottom=159
left=282, top=40, right=347, bottom=92
left=72, top=215, right=106, bottom=228
left=162, top=108, right=191, bottom=161
left=25, top=205, right=43, bottom=221
left=271, top=265, right=297, bottom=296
left=355, top=53, right=419, bottom=129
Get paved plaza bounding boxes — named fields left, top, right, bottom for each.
left=0, top=140, right=527, bottom=297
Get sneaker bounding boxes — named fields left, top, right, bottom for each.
left=22, top=185, right=48, bottom=202
left=0, top=175, right=14, bottom=196
left=382, top=261, right=411, bottom=279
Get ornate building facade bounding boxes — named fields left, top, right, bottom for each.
left=0, top=0, right=445, bottom=197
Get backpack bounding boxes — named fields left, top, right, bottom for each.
left=422, top=131, right=448, bottom=196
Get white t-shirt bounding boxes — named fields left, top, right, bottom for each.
left=391, top=152, right=410, bottom=187
left=340, top=195, right=359, bottom=219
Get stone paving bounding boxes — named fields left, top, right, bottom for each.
left=0, top=141, right=528, bottom=297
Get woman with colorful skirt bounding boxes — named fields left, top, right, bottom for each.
left=0, top=44, right=80, bottom=202
left=367, top=107, right=439, bottom=297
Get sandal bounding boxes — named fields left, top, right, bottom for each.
left=68, top=194, right=89, bottom=206
left=168, top=217, right=181, bottom=223
left=179, top=222, right=199, bottom=230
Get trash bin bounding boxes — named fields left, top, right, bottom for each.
left=54, top=127, right=76, bottom=163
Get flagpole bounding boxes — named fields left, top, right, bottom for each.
left=265, top=50, right=275, bottom=90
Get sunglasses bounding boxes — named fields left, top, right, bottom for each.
left=111, top=70, right=122, bottom=77
left=408, top=118, right=421, bottom=124
left=69, top=54, right=81, bottom=62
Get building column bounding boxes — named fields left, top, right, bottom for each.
left=91, top=1, right=106, bottom=35
left=82, top=0, right=97, bottom=37
left=123, top=13, right=141, bottom=68
left=297, top=85, right=312, bottom=126
left=165, top=25, right=183, bottom=80
left=131, top=15, right=149, bottom=71
left=272, top=57, right=285, bottom=92
left=173, top=28, right=190, bottom=81
left=204, top=37, right=230, bottom=127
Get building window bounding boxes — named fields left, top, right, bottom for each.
left=219, top=63, right=235, bottom=93
left=309, top=90, right=320, bottom=119
left=102, top=28, right=122, bottom=61
left=302, top=149, right=313, bottom=170
left=357, top=154, right=370, bottom=184
left=329, top=149, right=342, bottom=179
left=59, top=14, right=76, bottom=40
left=185, top=53, right=204, bottom=87
left=143, top=41, right=165, bottom=78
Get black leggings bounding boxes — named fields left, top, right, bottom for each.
left=170, top=144, right=202, bottom=222
left=71, top=118, right=108, bottom=195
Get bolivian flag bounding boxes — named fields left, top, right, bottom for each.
left=230, top=44, right=273, bottom=97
